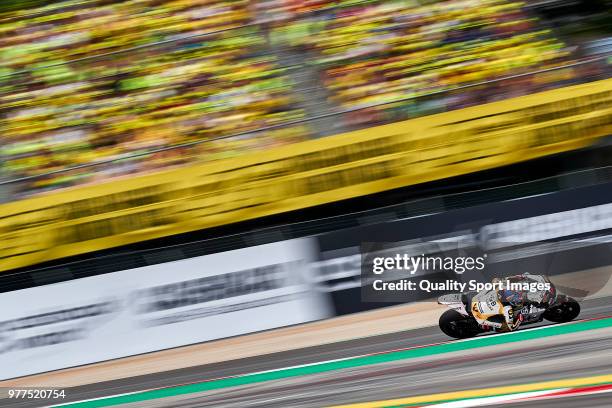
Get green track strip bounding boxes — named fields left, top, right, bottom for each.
left=54, top=318, right=612, bottom=408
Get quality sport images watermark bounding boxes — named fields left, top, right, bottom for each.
left=370, top=252, right=548, bottom=292
left=371, top=274, right=550, bottom=294
left=361, top=241, right=493, bottom=302
left=359, top=240, right=612, bottom=303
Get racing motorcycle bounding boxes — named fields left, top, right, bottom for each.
left=437, top=276, right=580, bottom=339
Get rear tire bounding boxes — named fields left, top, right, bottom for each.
left=543, top=298, right=580, bottom=323
left=439, top=310, right=481, bottom=339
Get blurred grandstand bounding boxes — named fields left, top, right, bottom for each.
left=1, top=0, right=609, bottom=198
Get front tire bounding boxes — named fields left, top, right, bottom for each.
left=439, top=310, right=481, bottom=339
left=543, top=298, right=580, bottom=323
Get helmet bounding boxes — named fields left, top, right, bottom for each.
left=500, top=289, right=523, bottom=306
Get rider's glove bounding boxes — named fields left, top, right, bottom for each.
left=503, top=305, right=522, bottom=331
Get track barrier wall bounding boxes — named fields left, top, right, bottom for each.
left=1, top=79, right=611, bottom=272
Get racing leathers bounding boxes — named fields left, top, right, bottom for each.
left=470, top=274, right=554, bottom=333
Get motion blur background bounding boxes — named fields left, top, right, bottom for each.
left=0, top=0, right=610, bottom=199
left=0, top=0, right=611, bottom=406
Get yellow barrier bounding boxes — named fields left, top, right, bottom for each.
left=0, top=79, right=611, bottom=272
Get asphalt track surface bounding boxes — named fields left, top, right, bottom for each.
left=4, top=296, right=612, bottom=408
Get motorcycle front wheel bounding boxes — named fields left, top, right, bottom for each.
left=439, top=310, right=481, bottom=339
left=543, top=297, right=581, bottom=323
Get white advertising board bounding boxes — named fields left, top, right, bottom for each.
left=0, top=238, right=332, bottom=379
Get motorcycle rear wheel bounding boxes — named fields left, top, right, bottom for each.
left=439, top=310, right=481, bottom=339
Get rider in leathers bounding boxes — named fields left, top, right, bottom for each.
left=470, top=273, right=554, bottom=333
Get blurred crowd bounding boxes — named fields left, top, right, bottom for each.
left=0, top=0, right=310, bottom=194
left=267, top=0, right=607, bottom=126
left=0, top=0, right=609, bottom=198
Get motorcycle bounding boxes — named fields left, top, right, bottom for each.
left=437, top=278, right=580, bottom=339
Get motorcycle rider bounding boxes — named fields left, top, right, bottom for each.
left=471, top=273, right=553, bottom=333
